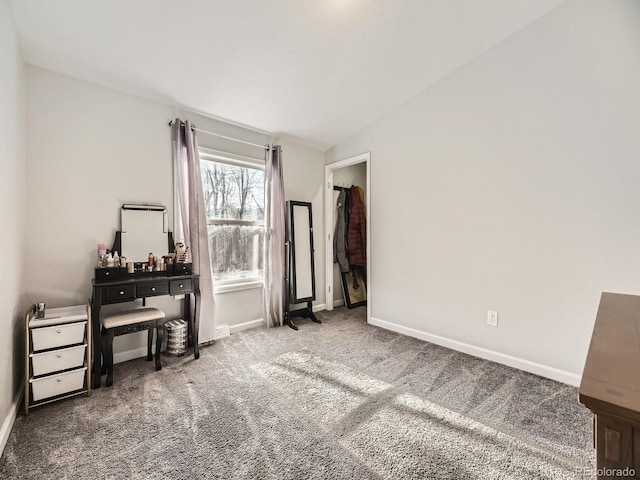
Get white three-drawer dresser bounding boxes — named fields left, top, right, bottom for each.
left=24, top=303, right=91, bottom=415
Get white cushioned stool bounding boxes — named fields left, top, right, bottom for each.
left=101, top=307, right=165, bottom=387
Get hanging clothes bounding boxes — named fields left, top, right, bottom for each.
left=347, top=186, right=366, bottom=267
left=333, top=189, right=350, bottom=273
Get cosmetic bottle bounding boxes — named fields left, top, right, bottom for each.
left=98, top=247, right=107, bottom=267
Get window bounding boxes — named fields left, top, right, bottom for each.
left=200, top=149, right=265, bottom=284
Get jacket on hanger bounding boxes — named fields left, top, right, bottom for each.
left=333, top=189, right=349, bottom=273
left=347, top=186, right=366, bottom=267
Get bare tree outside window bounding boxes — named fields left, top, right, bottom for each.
left=200, top=155, right=265, bottom=282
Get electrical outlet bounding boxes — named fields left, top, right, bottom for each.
left=487, top=310, right=498, bottom=327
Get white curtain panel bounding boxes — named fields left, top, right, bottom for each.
left=172, top=119, right=216, bottom=342
left=263, top=145, right=286, bottom=328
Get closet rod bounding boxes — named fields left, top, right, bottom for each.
left=169, top=120, right=268, bottom=149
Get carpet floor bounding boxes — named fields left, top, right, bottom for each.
left=0, top=307, right=595, bottom=479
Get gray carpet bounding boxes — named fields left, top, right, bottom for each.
left=0, top=307, right=595, bottom=479
left=253, top=350, right=588, bottom=479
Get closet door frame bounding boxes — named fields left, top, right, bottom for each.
left=324, top=152, right=371, bottom=324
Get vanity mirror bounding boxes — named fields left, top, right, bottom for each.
left=112, top=204, right=174, bottom=262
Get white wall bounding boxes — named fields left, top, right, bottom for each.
left=280, top=138, right=327, bottom=312
left=0, top=0, right=26, bottom=449
left=25, top=66, right=325, bottom=360
left=332, top=163, right=367, bottom=304
left=26, top=66, right=184, bottom=357
left=326, top=0, right=640, bottom=381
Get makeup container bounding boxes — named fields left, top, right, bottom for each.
left=97, top=244, right=106, bottom=267
left=37, top=303, right=46, bottom=319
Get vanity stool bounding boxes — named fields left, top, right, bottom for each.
left=101, top=307, right=165, bottom=387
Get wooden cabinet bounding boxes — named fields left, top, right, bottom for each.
left=24, top=303, right=91, bottom=415
left=580, top=292, right=640, bottom=479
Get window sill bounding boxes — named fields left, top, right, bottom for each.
left=214, top=280, right=264, bottom=295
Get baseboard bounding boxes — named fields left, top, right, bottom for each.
left=114, top=308, right=331, bottom=356
left=114, top=323, right=231, bottom=362
left=369, top=317, right=581, bottom=387
left=333, top=299, right=345, bottom=307
left=229, top=319, right=263, bottom=334
left=228, top=305, right=327, bottom=335
left=212, top=324, right=230, bottom=341
left=0, top=381, right=24, bottom=458
left=312, top=303, right=326, bottom=313
left=114, top=346, right=150, bottom=365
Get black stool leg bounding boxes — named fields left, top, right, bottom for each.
left=155, top=322, right=163, bottom=371
left=147, top=326, right=153, bottom=361
left=101, top=327, right=107, bottom=376
left=105, top=329, right=114, bottom=387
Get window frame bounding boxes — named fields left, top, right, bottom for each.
left=199, top=147, right=265, bottom=291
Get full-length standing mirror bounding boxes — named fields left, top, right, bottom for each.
left=285, top=201, right=320, bottom=330
left=291, top=202, right=315, bottom=302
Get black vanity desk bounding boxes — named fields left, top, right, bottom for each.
left=91, top=271, right=201, bottom=389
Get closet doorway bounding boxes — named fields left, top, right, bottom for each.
left=325, top=152, right=371, bottom=323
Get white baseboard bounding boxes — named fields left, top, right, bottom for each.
left=333, top=299, right=345, bottom=307
left=229, top=319, right=263, bottom=334
left=212, top=324, right=230, bottom=341
left=113, top=323, right=231, bottom=363
left=369, top=317, right=581, bottom=387
left=312, top=303, right=326, bottom=313
left=228, top=304, right=328, bottom=335
left=114, top=307, right=331, bottom=359
left=0, top=381, right=24, bottom=458
left=114, top=346, right=150, bottom=365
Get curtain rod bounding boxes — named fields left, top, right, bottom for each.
left=169, top=120, right=268, bottom=149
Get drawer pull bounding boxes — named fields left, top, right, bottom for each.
left=56, top=378, right=62, bottom=383
left=105, top=271, right=110, bottom=276
left=56, top=354, right=62, bottom=358
left=56, top=329, right=62, bottom=334
left=179, top=284, right=183, bottom=288
left=120, top=291, right=125, bottom=295
left=151, top=287, right=156, bottom=291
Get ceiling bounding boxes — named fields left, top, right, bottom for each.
left=10, top=0, right=565, bottom=150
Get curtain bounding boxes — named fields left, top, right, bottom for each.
left=263, top=145, right=286, bottom=328
left=172, top=118, right=216, bottom=343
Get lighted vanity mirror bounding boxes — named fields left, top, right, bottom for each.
left=120, top=204, right=171, bottom=262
